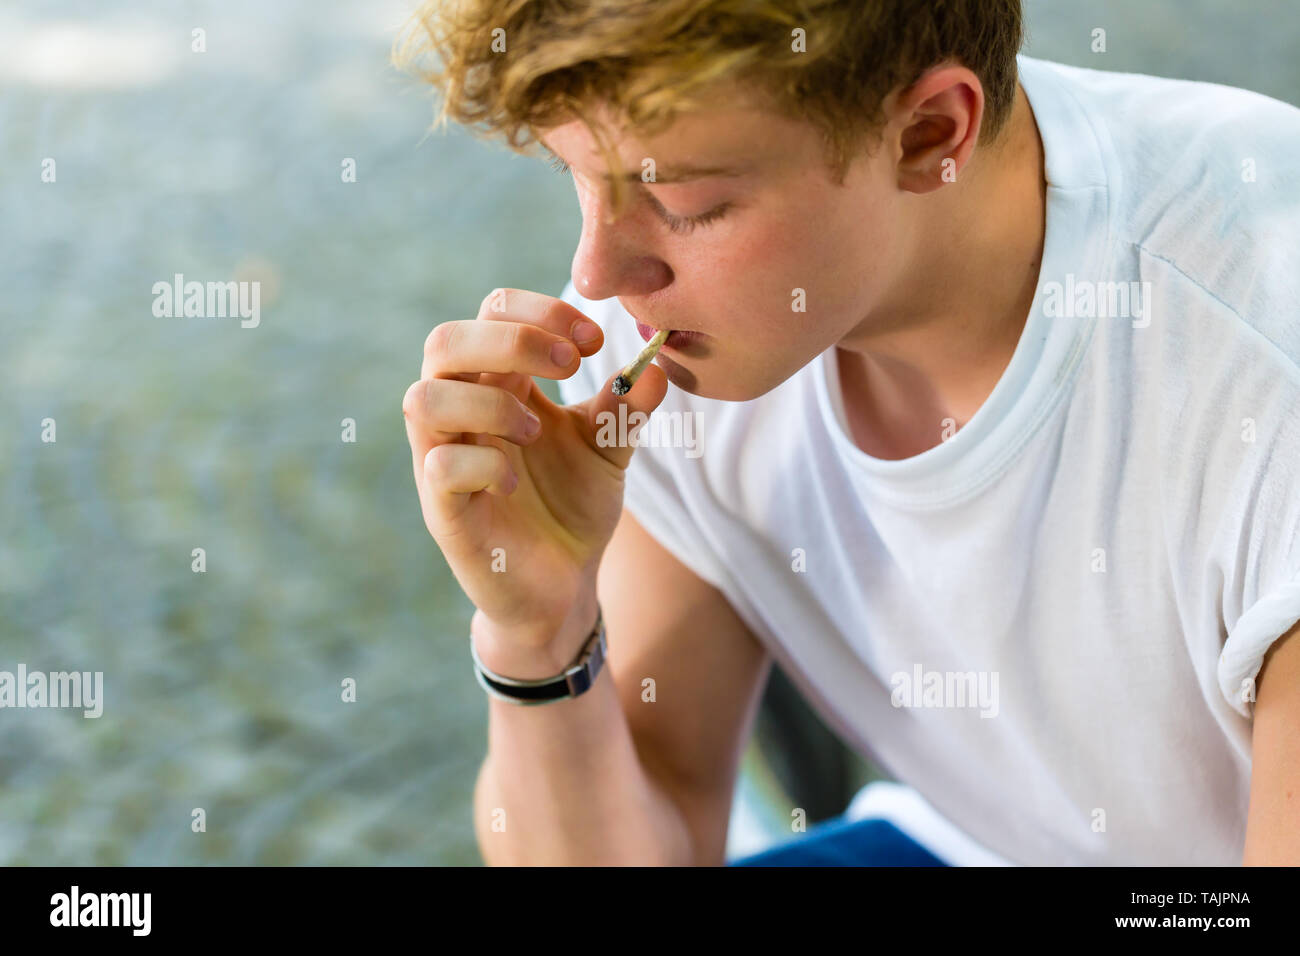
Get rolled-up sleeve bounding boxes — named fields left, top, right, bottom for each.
left=1218, top=570, right=1300, bottom=717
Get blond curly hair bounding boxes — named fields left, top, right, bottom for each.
left=393, top=0, right=1022, bottom=213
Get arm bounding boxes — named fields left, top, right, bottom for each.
left=1242, top=617, right=1300, bottom=864
left=474, top=507, right=771, bottom=866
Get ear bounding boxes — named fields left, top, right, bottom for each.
left=887, top=64, right=984, bottom=195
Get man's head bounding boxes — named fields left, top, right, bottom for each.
left=397, top=0, right=1025, bottom=400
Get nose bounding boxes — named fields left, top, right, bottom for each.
left=570, top=189, right=672, bottom=301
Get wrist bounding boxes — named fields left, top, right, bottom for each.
left=471, top=590, right=600, bottom=682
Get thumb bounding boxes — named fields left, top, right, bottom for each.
left=577, top=363, right=670, bottom=470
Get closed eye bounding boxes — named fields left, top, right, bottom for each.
left=649, top=197, right=733, bottom=235
left=551, top=154, right=731, bottom=234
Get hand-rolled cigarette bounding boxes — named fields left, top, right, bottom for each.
left=611, top=328, right=670, bottom=395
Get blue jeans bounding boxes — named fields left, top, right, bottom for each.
left=729, top=816, right=949, bottom=866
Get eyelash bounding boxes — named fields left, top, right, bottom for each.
left=657, top=201, right=732, bottom=235
left=549, top=155, right=731, bottom=234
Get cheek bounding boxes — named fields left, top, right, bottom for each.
left=711, top=210, right=867, bottom=346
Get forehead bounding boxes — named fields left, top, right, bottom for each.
left=537, top=94, right=812, bottom=183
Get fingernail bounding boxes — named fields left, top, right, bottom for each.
left=551, top=341, right=577, bottom=366
left=572, top=320, right=600, bottom=345
left=523, top=409, right=541, bottom=437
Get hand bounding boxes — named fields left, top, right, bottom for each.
left=403, top=288, right=668, bottom=650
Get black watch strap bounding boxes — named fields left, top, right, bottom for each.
left=470, top=606, right=606, bottom=706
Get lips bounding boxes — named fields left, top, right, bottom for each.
left=634, top=321, right=705, bottom=351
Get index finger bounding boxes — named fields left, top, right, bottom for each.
left=422, top=287, right=606, bottom=390
left=477, top=288, right=604, bottom=355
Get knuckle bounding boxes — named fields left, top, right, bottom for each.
left=402, top=379, right=428, bottom=420
left=492, top=451, right=513, bottom=486
left=504, top=320, right=526, bottom=357
left=424, top=444, right=456, bottom=485
left=501, top=321, right=550, bottom=369
left=426, top=321, right=458, bottom=361
left=483, top=444, right=509, bottom=481
left=491, top=386, right=518, bottom=427
left=540, top=296, right=570, bottom=332
left=478, top=287, right=513, bottom=318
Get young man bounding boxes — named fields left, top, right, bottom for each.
left=398, top=1, right=1300, bottom=864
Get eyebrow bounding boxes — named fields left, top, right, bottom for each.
left=540, top=143, right=750, bottom=184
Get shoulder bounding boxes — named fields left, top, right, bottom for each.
left=1027, top=56, right=1300, bottom=175
left=1033, top=58, right=1300, bottom=371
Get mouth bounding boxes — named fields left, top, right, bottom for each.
left=635, top=321, right=706, bottom=351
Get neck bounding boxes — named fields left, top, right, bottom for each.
left=837, top=83, right=1047, bottom=459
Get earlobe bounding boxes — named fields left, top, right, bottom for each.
left=897, top=149, right=961, bottom=195
left=896, top=136, right=965, bottom=194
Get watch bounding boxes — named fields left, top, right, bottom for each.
left=470, top=605, right=607, bottom=705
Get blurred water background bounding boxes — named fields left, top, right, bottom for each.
left=1, top=0, right=1296, bottom=865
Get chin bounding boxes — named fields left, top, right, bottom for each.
left=659, top=358, right=786, bottom=402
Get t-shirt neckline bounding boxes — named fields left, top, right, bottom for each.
left=812, top=55, right=1110, bottom=508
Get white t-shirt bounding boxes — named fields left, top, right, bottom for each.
left=555, top=54, right=1300, bottom=866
